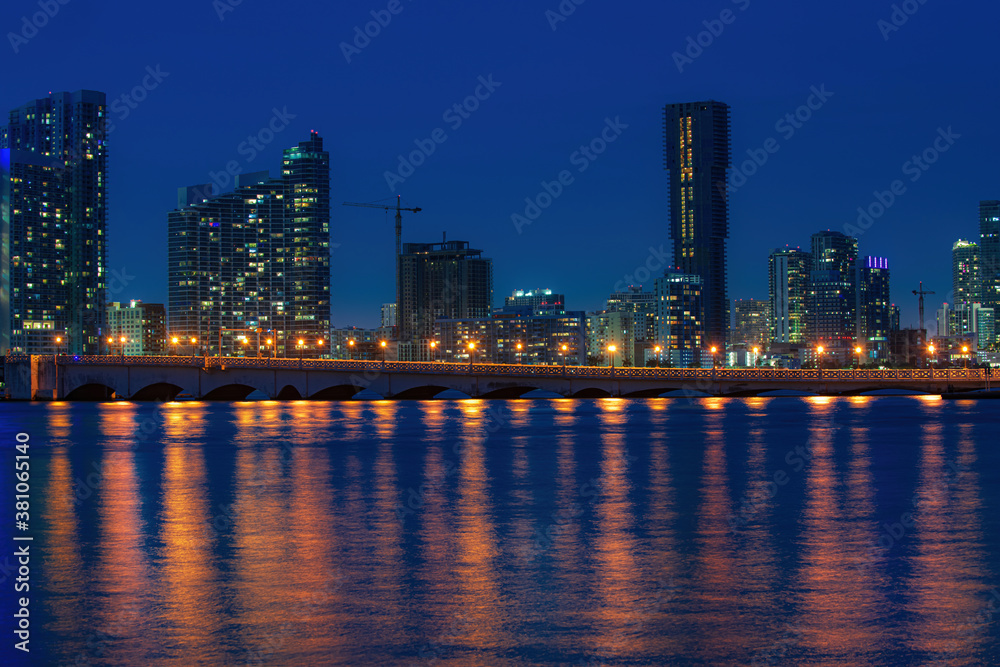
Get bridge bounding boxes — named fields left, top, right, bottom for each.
left=2, top=354, right=993, bottom=400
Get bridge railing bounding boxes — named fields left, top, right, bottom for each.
left=8, top=355, right=989, bottom=382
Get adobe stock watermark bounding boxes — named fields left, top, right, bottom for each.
left=108, top=65, right=170, bottom=123
left=672, top=0, right=751, bottom=73
left=511, top=116, right=628, bottom=234
left=545, top=0, right=585, bottom=31
left=718, top=85, right=834, bottom=197
left=877, top=0, right=930, bottom=41
left=844, top=126, right=959, bottom=237
left=207, top=107, right=297, bottom=193
left=213, top=0, right=242, bottom=21
left=612, top=246, right=671, bottom=292
left=340, top=0, right=413, bottom=63
left=7, top=0, right=71, bottom=54
left=384, top=74, right=502, bottom=192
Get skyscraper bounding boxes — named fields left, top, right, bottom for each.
left=168, top=132, right=330, bottom=357
left=979, top=200, right=1000, bottom=312
left=664, top=100, right=731, bottom=349
left=952, top=239, right=981, bottom=306
left=397, top=239, right=493, bottom=357
left=808, top=231, right=858, bottom=349
left=768, top=247, right=811, bottom=344
left=1, top=90, right=108, bottom=354
left=855, top=257, right=891, bottom=360
left=654, top=269, right=705, bottom=368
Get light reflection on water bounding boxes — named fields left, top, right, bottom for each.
left=5, top=397, right=999, bottom=665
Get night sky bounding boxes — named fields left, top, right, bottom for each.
left=3, top=0, right=998, bottom=329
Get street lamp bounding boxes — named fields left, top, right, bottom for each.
left=928, top=343, right=935, bottom=368
left=348, top=339, right=355, bottom=360
left=608, top=344, right=617, bottom=371
left=855, top=345, right=863, bottom=369
left=317, top=338, right=325, bottom=361
left=120, top=335, right=128, bottom=357
left=654, top=345, right=662, bottom=368
left=962, top=345, right=969, bottom=370
left=467, top=341, right=476, bottom=366
left=380, top=340, right=388, bottom=364
left=297, top=338, right=305, bottom=361
left=561, top=343, right=569, bottom=370
left=429, top=340, right=437, bottom=362
left=107, top=336, right=113, bottom=355
left=191, top=337, right=198, bottom=357
left=710, top=346, right=718, bottom=370
left=266, top=338, right=273, bottom=358
left=516, top=342, right=523, bottom=365
left=753, top=347, right=760, bottom=368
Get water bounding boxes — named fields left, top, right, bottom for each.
left=1, top=396, right=999, bottom=666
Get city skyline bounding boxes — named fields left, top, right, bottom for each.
left=2, top=1, right=996, bottom=330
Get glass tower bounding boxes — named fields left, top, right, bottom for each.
left=664, top=100, right=731, bottom=350
left=167, top=132, right=330, bottom=358
left=980, top=200, right=1000, bottom=313
left=1, top=90, right=108, bottom=355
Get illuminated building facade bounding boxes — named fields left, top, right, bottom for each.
left=167, top=132, right=330, bottom=357
left=107, top=300, right=166, bottom=356
left=855, top=256, right=891, bottom=360
left=952, top=239, right=981, bottom=306
left=664, top=100, right=731, bottom=350
left=731, top=298, right=771, bottom=350
left=653, top=269, right=706, bottom=368
left=981, top=200, right=1000, bottom=314
left=808, top=231, right=858, bottom=350
left=768, top=247, right=811, bottom=344
left=1, top=90, right=108, bottom=354
left=504, top=288, right=564, bottom=310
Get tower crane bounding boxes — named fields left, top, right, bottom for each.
left=912, top=281, right=935, bottom=334
left=342, top=196, right=422, bottom=327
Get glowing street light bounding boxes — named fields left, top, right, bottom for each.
left=963, top=344, right=970, bottom=369
left=855, top=345, right=863, bottom=369
left=467, top=341, right=477, bottom=366
left=429, top=340, right=437, bottom=363
left=710, top=345, right=718, bottom=369
left=380, top=339, right=388, bottom=364
left=561, top=343, right=569, bottom=370
left=608, top=344, right=617, bottom=370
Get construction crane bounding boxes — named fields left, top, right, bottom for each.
left=343, top=196, right=422, bottom=323
left=912, top=281, right=936, bottom=334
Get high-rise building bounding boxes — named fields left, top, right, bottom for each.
left=768, top=247, right=811, bottom=344
left=654, top=270, right=706, bottom=368
left=1, top=90, right=108, bottom=354
left=936, top=303, right=951, bottom=338
left=397, top=239, right=493, bottom=356
left=107, top=300, right=166, bottom=356
left=731, top=298, right=771, bottom=350
left=952, top=239, right=981, bottom=306
left=980, top=201, right=1000, bottom=313
left=976, top=307, right=996, bottom=350
left=808, top=231, right=858, bottom=349
left=855, top=257, right=891, bottom=360
left=664, top=100, right=731, bottom=349
left=167, top=132, right=330, bottom=357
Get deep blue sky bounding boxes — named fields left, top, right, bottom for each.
left=3, top=0, right=998, bottom=329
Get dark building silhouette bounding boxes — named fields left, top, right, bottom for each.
left=397, top=240, right=493, bottom=359
left=980, top=200, right=1000, bottom=317
left=664, top=100, right=731, bottom=349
